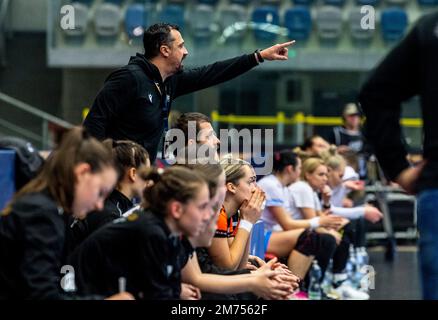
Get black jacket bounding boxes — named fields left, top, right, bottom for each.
left=67, top=189, right=134, bottom=252
left=359, top=12, right=438, bottom=192
left=0, top=191, right=100, bottom=299
left=83, top=53, right=259, bottom=163
left=68, top=210, right=194, bottom=300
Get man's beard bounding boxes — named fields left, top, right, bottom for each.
left=176, top=64, right=184, bottom=74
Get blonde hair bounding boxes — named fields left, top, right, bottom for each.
left=301, top=157, right=326, bottom=181
left=321, top=146, right=346, bottom=171
left=219, top=154, right=252, bottom=185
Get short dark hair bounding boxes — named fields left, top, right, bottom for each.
left=301, top=135, right=323, bottom=152
left=273, top=150, right=298, bottom=173
left=173, top=112, right=211, bottom=146
left=143, top=23, right=180, bottom=59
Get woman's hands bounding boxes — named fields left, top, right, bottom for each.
left=180, top=283, right=201, bottom=300
left=239, top=188, right=266, bottom=224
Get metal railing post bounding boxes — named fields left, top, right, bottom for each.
left=276, top=112, right=284, bottom=144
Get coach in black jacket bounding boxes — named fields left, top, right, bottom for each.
left=358, top=12, right=438, bottom=300
left=84, top=23, right=295, bottom=163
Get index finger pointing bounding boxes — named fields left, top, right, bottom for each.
left=278, top=40, right=296, bottom=48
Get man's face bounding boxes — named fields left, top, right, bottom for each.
left=167, top=29, right=188, bottom=74
left=344, top=114, right=361, bottom=130
left=197, top=122, right=220, bottom=150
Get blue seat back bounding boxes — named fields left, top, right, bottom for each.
left=381, top=8, right=408, bottom=42
left=284, top=7, right=312, bottom=41
left=251, top=6, right=280, bottom=42
left=125, top=4, right=148, bottom=38
left=249, top=220, right=266, bottom=260
left=0, top=150, right=15, bottom=211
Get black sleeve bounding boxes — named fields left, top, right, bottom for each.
left=83, top=69, right=137, bottom=140
left=358, top=23, right=421, bottom=181
left=173, top=53, right=259, bottom=98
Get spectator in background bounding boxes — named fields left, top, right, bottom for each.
left=299, top=135, right=330, bottom=158
left=84, top=23, right=295, bottom=163
left=328, top=103, right=363, bottom=155
left=358, top=12, right=437, bottom=299
left=0, top=127, right=132, bottom=300
left=327, top=103, right=368, bottom=179
left=258, top=150, right=344, bottom=282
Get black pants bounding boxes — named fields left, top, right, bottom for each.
left=295, top=229, right=337, bottom=281
left=332, top=222, right=355, bottom=274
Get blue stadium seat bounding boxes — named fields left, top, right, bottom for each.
left=249, top=220, right=266, bottom=260
left=324, top=0, right=346, bottom=6
left=251, top=6, right=280, bottom=42
left=125, top=4, right=148, bottom=39
left=284, top=7, right=312, bottom=41
left=292, top=0, right=314, bottom=5
left=0, top=150, right=15, bottom=211
left=381, top=8, right=408, bottom=43
left=417, top=0, right=438, bottom=5
left=157, top=5, right=185, bottom=31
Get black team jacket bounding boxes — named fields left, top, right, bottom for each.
left=68, top=210, right=194, bottom=300
left=67, top=189, right=134, bottom=252
left=359, top=12, right=438, bottom=192
left=0, top=191, right=101, bottom=299
left=84, top=53, right=259, bottom=163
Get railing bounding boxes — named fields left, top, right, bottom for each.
left=211, top=111, right=423, bottom=145
left=0, top=91, right=74, bottom=149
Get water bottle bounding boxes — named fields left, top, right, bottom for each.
left=347, top=245, right=359, bottom=287
left=357, top=247, right=370, bottom=292
left=308, top=260, right=322, bottom=300
left=361, top=247, right=369, bottom=267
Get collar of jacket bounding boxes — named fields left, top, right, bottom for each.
left=129, top=53, right=164, bottom=85
left=107, top=189, right=133, bottom=215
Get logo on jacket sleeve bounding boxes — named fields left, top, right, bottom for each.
left=148, top=94, right=153, bottom=103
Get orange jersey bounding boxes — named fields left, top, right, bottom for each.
left=214, top=206, right=240, bottom=238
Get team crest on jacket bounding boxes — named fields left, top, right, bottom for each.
left=148, top=94, right=153, bottom=103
